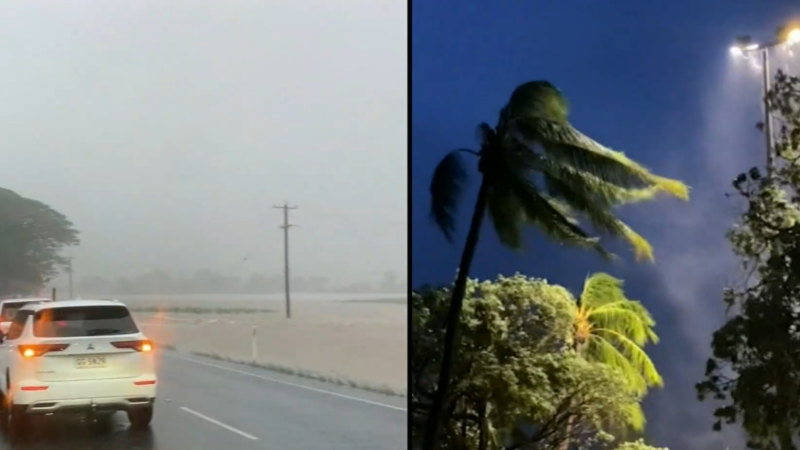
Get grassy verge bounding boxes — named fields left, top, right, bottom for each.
left=130, top=306, right=275, bottom=314
left=187, top=350, right=406, bottom=398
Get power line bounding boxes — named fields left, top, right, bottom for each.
left=273, top=202, right=298, bottom=319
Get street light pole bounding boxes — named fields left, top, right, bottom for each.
left=730, top=26, right=800, bottom=179
left=761, top=48, right=775, bottom=178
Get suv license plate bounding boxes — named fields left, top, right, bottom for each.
left=75, top=356, right=106, bottom=368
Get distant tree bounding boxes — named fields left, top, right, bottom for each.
left=79, top=275, right=114, bottom=295
left=292, top=275, right=331, bottom=292
left=697, top=71, right=800, bottom=449
left=381, top=270, right=402, bottom=291
left=412, top=275, right=655, bottom=450
left=137, top=269, right=176, bottom=293
left=0, top=188, right=79, bottom=296
left=304, top=275, right=330, bottom=292
left=424, top=80, right=689, bottom=449
left=188, top=269, right=241, bottom=294
left=115, top=276, right=135, bottom=294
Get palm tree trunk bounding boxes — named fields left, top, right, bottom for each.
left=422, top=178, right=490, bottom=450
left=478, top=401, right=488, bottom=450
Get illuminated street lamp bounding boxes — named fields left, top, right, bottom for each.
left=787, top=27, right=800, bottom=46
left=729, top=25, right=800, bottom=177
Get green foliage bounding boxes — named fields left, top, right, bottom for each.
left=412, top=274, right=660, bottom=450
left=0, top=188, right=79, bottom=296
left=429, top=80, right=688, bottom=262
left=697, top=71, right=800, bottom=449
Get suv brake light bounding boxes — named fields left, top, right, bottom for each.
left=18, top=344, right=69, bottom=358
left=111, top=340, right=153, bottom=352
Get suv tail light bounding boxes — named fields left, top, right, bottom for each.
left=18, top=344, right=69, bottom=358
left=111, top=340, right=153, bottom=352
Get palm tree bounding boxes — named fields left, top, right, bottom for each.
left=423, top=81, right=687, bottom=450
left=574, top=273, right=662, bottom=395
left=559, top=273, right=662, bottom=449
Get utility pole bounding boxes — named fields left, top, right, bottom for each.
left=66, top=257, right=74, bottom=299
left=273, top=202, right=297, bottom=318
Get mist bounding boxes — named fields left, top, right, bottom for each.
left=0, top=0, right=407, bottom=290
left=626, top=41, right=800, bottom=448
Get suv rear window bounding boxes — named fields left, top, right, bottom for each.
left=2, top=302, right=33, bottom=321
left=33, top=306, right=139, bottom=337
left=6, top=311, right=32, bottom=340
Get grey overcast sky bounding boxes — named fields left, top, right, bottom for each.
left=0, top=0, right=407, bottom=285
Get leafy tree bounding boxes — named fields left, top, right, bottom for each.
left=412, top=274, right=660, bottom=450
left=0, top=188, right=79, bottom=296
left=425, top=80, right=689, bottom=449
left=697, top=71, right=800, bottom=449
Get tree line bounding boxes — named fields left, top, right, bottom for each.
left=76, top=269, right=405, bottom=295
left=0, top=188, right=405, bottom=298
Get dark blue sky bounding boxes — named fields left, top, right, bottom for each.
left=412, top=1, right=800, bottom=448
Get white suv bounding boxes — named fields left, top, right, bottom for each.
left=0, top=298, right=52, bottom=335
left=0, top=299, right=156, bottom=435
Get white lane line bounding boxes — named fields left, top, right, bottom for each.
left=179, top=406, right=259, bottom=441
left=166, top=353, right=407, bottom=412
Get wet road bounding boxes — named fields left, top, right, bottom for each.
left=0, top=350, right=407, bottom=449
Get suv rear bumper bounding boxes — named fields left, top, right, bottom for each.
left=24, top=397, right=154, bottom=415
left=11, top=376, right=157, bottom=407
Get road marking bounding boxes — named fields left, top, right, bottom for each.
left=179, top=406, right=259, bottom=441
left=166, top=353, right=406, bottom=412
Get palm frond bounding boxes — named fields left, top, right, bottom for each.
left=580, top=273, right=626, bottom=308
left=499, top=81, right=569, bottom=124
left=502, top=167, right=611, bottom=258
left=590, top=300, right=656, bottom=328
left=586, top=334, right=648, bottom=395
left=486, top=180, right=524, bottom=250
left=476, top=122, right=496, bottom=148
left=542, top=161, right=663, bottom=207
left=515, top=118, right=689, bottom=200
left=582, top=274, right=659, bottom=345
left=588, top=304, right=658, bottom=347
left=619, top=223, right=654, bottom=262
left=586, top=209, right=653, bottom=262
left=430, top=150, right=472, bottom=241
left=544, top=177, right=654, bottom=261
left=621, top=402, right=645, bottom=431
left=592, top=328, right=663, bottom=390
